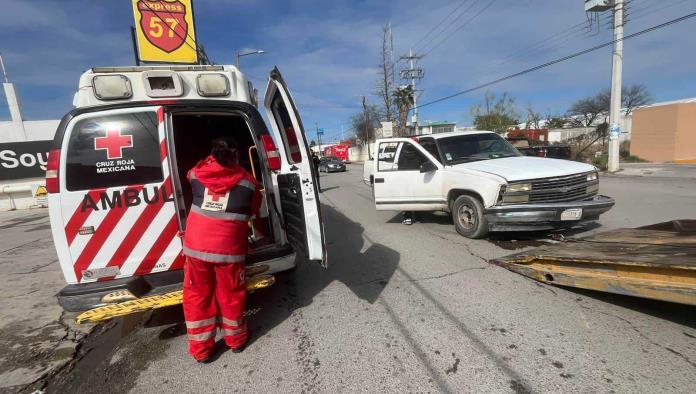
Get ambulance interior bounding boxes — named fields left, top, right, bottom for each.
left=170, top=113, right=273, bottom=248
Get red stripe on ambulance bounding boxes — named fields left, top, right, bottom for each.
left=73, top=185, right=145, bottom=282
left=102, top=176, right=173, bottom=275
left=65, top=189, right=102, bottom=245
left=135, top=215, right=179, bottom=276
left=160, top=139, right=167, bottom=160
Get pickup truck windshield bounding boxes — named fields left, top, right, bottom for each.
left=437, top=133, right=522, bottom=165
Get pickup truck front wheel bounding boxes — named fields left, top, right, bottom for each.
left=452, top=195, right=489, bottom=239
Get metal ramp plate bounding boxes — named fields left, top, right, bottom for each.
left=491, top=220, right=696, bottom=306
left=76, top=274, right=275, bottom=324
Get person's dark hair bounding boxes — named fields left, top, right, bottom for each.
left=211, top=137, right=239, bottom=167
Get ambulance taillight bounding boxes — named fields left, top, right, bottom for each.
left=261, top=135, right=281, bottom=171
left=46, top=149, right=61, bottom=193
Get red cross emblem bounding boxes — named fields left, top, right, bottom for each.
left=207, top=189, right=225, bottom=201
left=94, top=128, right=134, bottom=160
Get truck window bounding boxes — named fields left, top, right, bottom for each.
left=270, top=90, right=303, bottom=163
left=396, top=142, right=428, bottom=171
left=65, top=112, right=163, bottom=191
left=377, top=142, right=399, bottom=171
left=419, top=138, right=441, bottom=163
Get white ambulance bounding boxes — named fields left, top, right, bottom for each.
left=46, top=65, right=326, bottom=311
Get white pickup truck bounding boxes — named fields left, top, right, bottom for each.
left=365, top=131, right=615, bottom=238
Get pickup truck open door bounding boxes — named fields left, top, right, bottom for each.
left=372, top=138, right=445, bottom=212
left=264, top=67, right=327, bottom=267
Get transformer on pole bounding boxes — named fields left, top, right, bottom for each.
left=399, top=49, right=424, bottom=133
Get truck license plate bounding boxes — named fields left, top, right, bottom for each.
left=561, top=208, right=583, bottom=221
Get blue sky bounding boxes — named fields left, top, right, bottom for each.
left=1, top=0, right=695, bottom=143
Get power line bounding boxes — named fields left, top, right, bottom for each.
left=413, top=11, right=696, bottom=111
left=423, top=0, right=498, bottom=56
left=410, top=0, right=471, bottom=51
left=494, top=0, right=689, bottom=76
left=413, top=0, right=479, bottom=54
left=492, top=21, right=591, bottom=68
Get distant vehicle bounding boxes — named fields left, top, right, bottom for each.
left=507, top=137, right=572, bottom=160
left=319, top=156, right=346, bottom=172
left=365, top=131, right=614, bottom=239
left=323, top=144, right=350, bottom=163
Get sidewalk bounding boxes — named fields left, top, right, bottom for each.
left=614, top=163, right=696, bottom=179
left=0, top=209, right=93, bottom=393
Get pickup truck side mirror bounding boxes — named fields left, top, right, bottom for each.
left=420, top=161, right=437, bottom=173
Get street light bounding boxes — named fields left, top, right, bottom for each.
left=236, top=50, right=265, bottom=69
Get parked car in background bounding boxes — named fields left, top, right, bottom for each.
left=319, top=156, right=347, bottom=172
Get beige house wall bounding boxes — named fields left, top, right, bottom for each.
left=674, top=103, right=696, bottom=162
left=630, top=102, right=696, bottom=163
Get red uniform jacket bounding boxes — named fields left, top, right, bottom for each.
left=183, top=156, right=261, bottom=263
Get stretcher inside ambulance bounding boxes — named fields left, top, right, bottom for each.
left=47, top=65, right=326, bottom=312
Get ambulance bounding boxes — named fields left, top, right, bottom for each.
left=46, top=65, right=326, bottom=312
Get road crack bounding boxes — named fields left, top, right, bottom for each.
left=577, top=303, right=696, bottom=369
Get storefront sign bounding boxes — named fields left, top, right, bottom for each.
left=0, top=140, right=52, bottom=181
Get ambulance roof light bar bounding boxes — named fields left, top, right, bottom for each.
left=91, top=65, right=225, bottom=73
left=93, top=75, right=132, bottom=100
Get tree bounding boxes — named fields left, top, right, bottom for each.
left=375, top=24, right=396, bottom=122
left=567, top=84, right=652, bottom=127
left=470, top=91, right=519, bottom=134
left=566, top=95, right=606, bottom=127
left=545, top=115, right=567, bottom=129
left=621, top=84, right=652, bottom=115
left=351, top=97, right=380, bottom=145
left=393, top=85, right=414, bottom=137
left=525, top=104, right=542, bottom=129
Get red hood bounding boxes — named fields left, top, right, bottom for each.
left=191, top=155, right=247, bottom=194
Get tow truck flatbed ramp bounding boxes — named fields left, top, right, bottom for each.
left=491, top=220, right=696, bottom=306
left=76, top=271, right=275, bottom=324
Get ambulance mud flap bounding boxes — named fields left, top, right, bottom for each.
left=491, top=220, right=696, bottom=306
left=76, top=273, right=276, bottom=324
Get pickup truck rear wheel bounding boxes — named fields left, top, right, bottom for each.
left=452, top=195, right=489, bottom=239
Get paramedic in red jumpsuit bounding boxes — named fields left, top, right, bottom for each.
left=182, top=137, right=261, bottom=362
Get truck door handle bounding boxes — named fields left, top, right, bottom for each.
left=374, top=178, right=385, bottom=183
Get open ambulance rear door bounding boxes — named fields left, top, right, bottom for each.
left=264, top=67, right=327, bottom=267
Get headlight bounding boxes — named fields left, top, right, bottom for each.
left=587, top=172, right=598, bottom=181
left=503, top=194, right=529, bottom=204
left=507, top=183, right=532, bottom=193
left=586, top=184, right=599, bottom=194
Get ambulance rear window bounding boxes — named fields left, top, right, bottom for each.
left=65, top=112, right=163, bottom=191
left=270, top=90, right=303, bottom=163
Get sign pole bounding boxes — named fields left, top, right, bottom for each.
left=130, top=26, right=141, bottom=66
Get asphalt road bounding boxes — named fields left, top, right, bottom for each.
left=13, top=165, right=696, bottom=393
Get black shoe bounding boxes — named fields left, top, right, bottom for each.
left=196, top=356, right=212, bottom=363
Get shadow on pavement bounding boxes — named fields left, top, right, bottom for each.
left=244, top=204, right=401, bottom=343
left=565, top=287, right=696, bottom=329
left=144, top=204, right=401, bottom=357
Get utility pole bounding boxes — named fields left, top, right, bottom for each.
left=362, top=96, right=371, bottom=159
left=399, top=49, right=424, bottom=135
left=315, top=122, right=323, bottom=156
left=607, top=0, right=624, bottom=172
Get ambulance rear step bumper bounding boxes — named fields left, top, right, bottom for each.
left=58, top=244, right=295, bottom=312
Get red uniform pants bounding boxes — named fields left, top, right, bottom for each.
left=182, top=256, right=248, bottom=360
